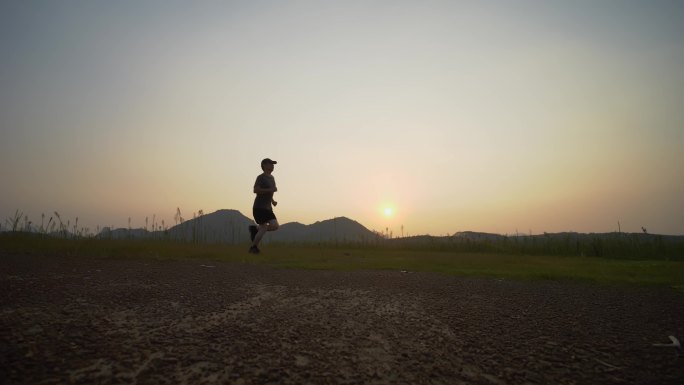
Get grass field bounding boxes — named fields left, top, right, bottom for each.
left=2, top=233, right=683, bottom=288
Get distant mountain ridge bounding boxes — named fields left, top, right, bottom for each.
left=269, top=217, right=378, bottom=243
left=95, top=209, right=684, bottom=246
left=98, top=209, right=380, bottom=244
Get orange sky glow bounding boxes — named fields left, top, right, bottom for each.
left=1, top=1, right=683, bottom=236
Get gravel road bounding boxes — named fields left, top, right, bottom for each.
left=1, top=252, right=683, bottom=384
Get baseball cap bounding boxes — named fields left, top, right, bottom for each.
left=261, top=158, right=277, bottom=166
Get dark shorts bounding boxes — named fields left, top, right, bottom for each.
left=253, top=208, right=277, bottom=225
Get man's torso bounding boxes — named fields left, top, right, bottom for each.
left=253, top=173, right=276, bottom=209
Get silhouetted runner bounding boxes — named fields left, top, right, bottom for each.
left=248, top=158, right=279, bottom=254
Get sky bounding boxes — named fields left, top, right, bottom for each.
left=1, top=0, right=683, bottom=236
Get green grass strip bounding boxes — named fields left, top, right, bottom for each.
left=2, top=234, right=683, bottom=287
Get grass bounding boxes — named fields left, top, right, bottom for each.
left=257, top=247, right=684, bottom=286
left=2, top=232, right=683, bottom=288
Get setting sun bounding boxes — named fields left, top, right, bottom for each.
left=383, top=207, right=393, bottom=217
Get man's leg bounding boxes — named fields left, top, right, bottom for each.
left=249, top=225, right=258, bottom=241
left=252, top=222, right=269, bottom=247
left=251, top=220, right=279, bottom=247
left=266, top=220, right=279, bottom=232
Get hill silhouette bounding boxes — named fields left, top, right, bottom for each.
left=167, top=209, right=254, bottom=243
left=99, top=209, right=253, bottom=243
left=93, top=210, right=684, bottom=258
left=268, top=217, right=379, bottom=243
left=98, top=209, right=380, bottom=244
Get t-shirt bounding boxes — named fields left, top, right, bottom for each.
left=253, top=173, right=276, bottom=209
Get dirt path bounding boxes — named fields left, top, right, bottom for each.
left=1, top=252, right=683, bottom=384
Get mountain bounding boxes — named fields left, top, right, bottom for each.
left=165, top=209, right=254, bottom=243
left=98, top=227, right=151, bottom=240
left=453, top=231, right=508, bottom=241
left=93, top=209, right=684, bottom=246
left=96, top=210, right=379, bottom=244
left=97, top=209, right=254, bottom=243
left=267, top=217, right=380, bottom=244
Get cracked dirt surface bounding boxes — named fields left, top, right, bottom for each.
left=1, top=252, right=683, bottom=384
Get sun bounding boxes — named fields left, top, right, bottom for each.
left=383, top=207, right=393, bottom=217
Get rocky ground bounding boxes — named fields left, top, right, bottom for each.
left=1, top=252, right=683, bottom=384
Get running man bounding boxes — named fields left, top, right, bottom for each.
left=248, top=158, right=279, bottom=254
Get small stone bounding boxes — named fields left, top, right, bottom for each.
left=26, top=325, right=44, bottom=335
left=294, top=355, right=310, bottom=367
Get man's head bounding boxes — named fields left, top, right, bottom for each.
left=261, top=158, right=277, bottom=172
